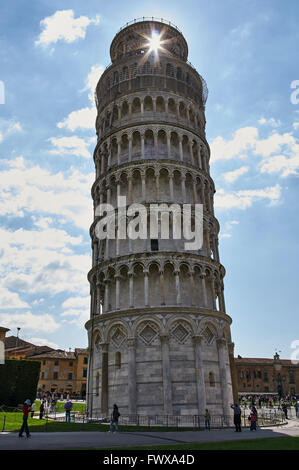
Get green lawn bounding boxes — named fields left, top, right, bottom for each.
left=0, top=412, right=199, bottom=433
left=84, top=437, right=299, bottom=451
left=34, top=400, right=86, bottom=413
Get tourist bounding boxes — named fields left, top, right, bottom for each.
left=109, top=404, right=120, bottom=433
left=30, top=401, right=36, bottom=418
left=39, top=401, right=45, bottom=420
left=231, top=403, right=242, bottom=432
left=249, top=409, right=257, bottom=431
left=64, top=399, right=73, bottom=423
left=294, top=401, right=299, bottom=418
left=204, top=409, right=211, bottom=431
left=282, top=403, right=288, bottom=419
left=252, top=405, right=258, bottom=429
left=18, top=399, right=31, bottom=438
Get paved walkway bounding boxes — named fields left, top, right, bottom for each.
left=1, top=419, right=299, bottom=450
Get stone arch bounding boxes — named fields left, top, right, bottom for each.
left=107, top=321, right=129, bottom=350
left=133, top=262, right=145, bottom=307
left=148, top=262, right=160, bottom=306
left=132, top=96, right=141, bottom=113
left=119, top=264, right=129, bottom=310
left=132, top=131, right=141, bottom=159
left=144, top=129, right=154, bottom=158
left=144, top=95, right=153, bottom=112
left=156, top=96, right=165, bottom=113
left=179, top=101, right=187, bottom=119
left=157, top=129, right=167, bottom=157
left=135, top=318, right=161, bottom=345
left=199, top=319, right=218, bottom=345
left=170, top=131, right=179, bottom=160
left=168, top=97, right=176, bottom=114
left=121, top=101, right=129, bottom=119
left=163, top=262, right=176, bottom=305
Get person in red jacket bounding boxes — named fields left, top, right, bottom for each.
left=19, top=399, right=31, bottom=438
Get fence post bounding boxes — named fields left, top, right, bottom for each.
left=2, top=415, right=6, bottom=432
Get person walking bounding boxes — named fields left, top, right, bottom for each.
left=39, top=401, right=45, bottom=420
left=231, top=403, right=242, bottom=432
left=294, top=401, right=299, bottom=418
left=282, top=403, right=288, bottom=419
left=64, top=399, right=73, bottom=423
left=109, top=404, right=120, bottom=433
left=18, top=399, right=31, bottom=438
left=204, top=409, right=211, bottom=431
left=249, top=408, right=257, bottom=431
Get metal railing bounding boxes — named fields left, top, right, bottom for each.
left=117, top=18, right=183, bottom=34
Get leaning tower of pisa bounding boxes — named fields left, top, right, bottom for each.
left=85, top=19, right=237, bottom=420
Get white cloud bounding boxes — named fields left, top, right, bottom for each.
left=222, top=166, right=249, bottom=183
left=0, top=311, right=60, bottom=333
left=35, top=10, right=100, bottom=46
left=210, top=127, right=258, bottom=162
left=57, top=64, right=104, bottom=131
left=57, top=106, right=96, bottom=131
left=0, top=119, right=22, bottom=142
left=258, top=117, right=281, bottom=127
left=211, top=125, right=299, bottom=177
left=48, top=136, right=92, bottom=159
left=215, top=185, right=281, bottom=210
left=83, top=64, right=105, bottom=102
left=0, top=286, right=29, bottom=309
left=28, top=337, right=59, bottom=349
left=293, top=122, right=299, bottom=130
left=0, top=158, right=93, bottom=229
left=62, top=296, right=89, bottom=310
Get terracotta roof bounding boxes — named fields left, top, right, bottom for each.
left=5, top=336, right=35, bottom=350
left=234, top=357, right=297, bottom=366
left=75, top=348, right=88, bottom=354
left=27, top=349, right=76, bottom=360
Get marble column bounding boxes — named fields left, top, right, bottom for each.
left=174, top=270, right=181, bottom=305
left=181, top=175, right=186, bottom=203
left=228, top=342, right=239, bottom=404
left=117, top=140, right=121, bottom=166
left=141, top=173, right=146, bottom=201
left=217, top=338, right=231, bottom=424
left=193, top=335, right=207, bottom=416
left=167, top=132, right=171, bottom=158
left=179, top=136, right=183, bottom=161
left=128, top=137, right=132, bottom=162
left=189, top=270, right=195, bottom=306
left=144, top=270, right=149, bottom=307
left=141, top=134, right=145, bottom=159
left=159, top=270, right=165, bottom=305
left=127, top=338, right=137, bottom=415
left=169, top=173, right=174, bottom=201
left=160, top=334, right=173, bottom=415
left=115, top=274, right=120, bottom=310
left=104, top=279, right=110, bottom=312
left=200, top=273, right=208, bottom=308
left=101, top=343, right=109, bottom=414
left=129, top=272, right=134, bottom=307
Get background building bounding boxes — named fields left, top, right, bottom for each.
left=4, top=335, right=88, bottom=398
left=86, top=18, right=236, bottom=418
left=235, top=353, right=299, bottom=397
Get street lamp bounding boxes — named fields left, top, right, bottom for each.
left=14, top=327, right=21, bottom=358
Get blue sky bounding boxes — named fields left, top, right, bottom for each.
left=0, top=0, right=298, bottom=358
